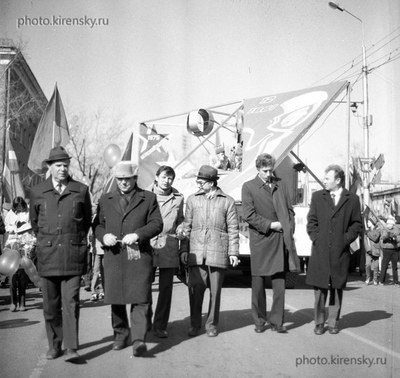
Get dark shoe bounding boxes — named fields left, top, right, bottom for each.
left=314, top=324, right=325, bottom=335
left=112, top=340, right=127, bottom=351
left=206, top=328, right=218, bottom=337
left=328, top=327, right=339, bottom=334
left=153, top=329, right=168, bottom=338
left=132, top=341, right=147, bottom=357
left=46, top=348, right=62, bottom=360
left=254, top=324, right=266, bottom=333
left=270, top=323, right=287, bottom=333
left=64, top=349, right=80, bottom=362
left=188, top=327, right=201, bottom=337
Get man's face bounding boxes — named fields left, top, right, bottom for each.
left=323, top=170, right=340, bottom=192
left=49, top=160, right=70, bottom=183
left=155, top=171, right=174, bottom=191
left=117, top=177, right=137, bottom=193
left=217, top=152, right=225, bottom=161
left=258, top=165, right=274, bottom=182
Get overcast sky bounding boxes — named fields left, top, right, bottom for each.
left=1, top=0, right=399, bottom=182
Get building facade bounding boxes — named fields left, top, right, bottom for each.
left=0, top=39, right=47, bottom=204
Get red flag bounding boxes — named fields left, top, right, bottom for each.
left=138, top=123, right=169, bottom=188
left=2, top=128, right=25, bottom=201
left=28, top=83, right=70, bottom=173
left=121, top=133, right=133, bottom=161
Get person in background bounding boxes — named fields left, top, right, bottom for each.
left=306, top=164, right=362, bottom=335
left=181, top=165, right=239, bottom=338
left=150, top=166, right=187, bottom=338
left=364, top=220, right=381, bottom=286
left=90, top=237, right=105, bottom=301
left=94, top=161, right=163, bottom=357
left=4, top=197, right=35, bottom=312
left=30, top=146, right=92, bottom=362
left=210, top=145, right=232, bottom=171
left=379, top=217, right=400, bottom=286
left=242, top=153, right=299, bottom=334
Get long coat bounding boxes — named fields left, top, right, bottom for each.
left=151, top=187, right=187, bottom=268
left=94, top=187, right=163, bottom=304
left=241, top=176, right=300, bottom=276
left=184, top=188, right=239, bottom=268
left=29, top=177, right=92, bottom=276
left=306, top=188, right=362, bottom=289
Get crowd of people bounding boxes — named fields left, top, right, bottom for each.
left=0, top=147, right=399, bottom=362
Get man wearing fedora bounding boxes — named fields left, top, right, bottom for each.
left=181, top=165, right=239, bottom=337
left=242, top=153, right=300, bottom=334
left=94, top=161, right=163, bottom=357
left=30, top=146, right=92, bottom=362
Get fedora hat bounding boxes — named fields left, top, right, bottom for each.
left=115, top=161, right=138, bottom=178
left=197, top=165, right=219, bottom=181
left=45, top=146, right=71, bottom=164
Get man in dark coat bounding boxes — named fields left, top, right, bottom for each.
left=306, top=164, right=362, bottom=335
left=242, top=153, right=299, bottom=334
left=30, top=146, right=92, bottom=362
left=94, top=161, right=163, bottom=357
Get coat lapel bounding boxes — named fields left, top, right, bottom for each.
left=124, top=190, right=145, bottom=218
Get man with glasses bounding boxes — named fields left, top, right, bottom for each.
left=181, top=165, right=239, bottom=338
left=242, top=153, right=300, bottom=334
left=94, top=161, right=163, bottom=357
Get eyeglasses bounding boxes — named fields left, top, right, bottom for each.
left=196, top=180, right=210, bottom=187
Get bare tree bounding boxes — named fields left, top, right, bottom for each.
left=66, top=109, right=131, bottom=202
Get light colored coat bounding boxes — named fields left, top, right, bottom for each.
left=184, top=188, right=239, bottom=268
left=151, top=187, right=187, bottom=268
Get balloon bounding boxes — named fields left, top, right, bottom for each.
left=20, top=256, right=41, bottom=288
left=103, top=144, right=121, bottom=168
left=0, top=248, right=21, bottom=276
left=82, top=176, right=91, bottom=187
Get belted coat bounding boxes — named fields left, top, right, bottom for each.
left=150, top=187, right=188, bottom=268
left=94, top=187, right=163, bottom=304
left=242, top=175, right=300, bottom=276
left=306, top=188, right=362, bottom=289
left=29, top=177, right=92, bottom=277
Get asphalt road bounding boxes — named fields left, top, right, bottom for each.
left=0, top=270, right=399, bottom=378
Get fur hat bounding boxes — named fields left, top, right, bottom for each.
left=115, top=161, right=138, bottom=178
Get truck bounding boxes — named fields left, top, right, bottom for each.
left=132, top=81, right=348, bottom=285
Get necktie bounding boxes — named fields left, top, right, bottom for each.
left=57, top=183, right=63, bottom=194
left=330, top=192, right=336, bottom=206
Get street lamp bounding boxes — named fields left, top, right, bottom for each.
left=328, top=2, right=372, bottom=207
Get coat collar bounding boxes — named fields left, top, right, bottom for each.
left=194, top=187, right=227, bottom=198
left=323, top=188, right=351, bottom=213
left=254, top=175, right=280, bottom=192
left=106, top=187, right=146, bottom=217
left=42, top=177, right=81, bottom=195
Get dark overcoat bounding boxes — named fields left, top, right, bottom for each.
left=94, top=187, right=163, bottom=304
left=241, top=176, right=300, bottom=276
left=29, top=177, right=92, bottom=276
left=306, top=188, right=362, bottom=289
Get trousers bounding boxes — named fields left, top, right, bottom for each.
left=41, top=275, right=81, bottom=350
